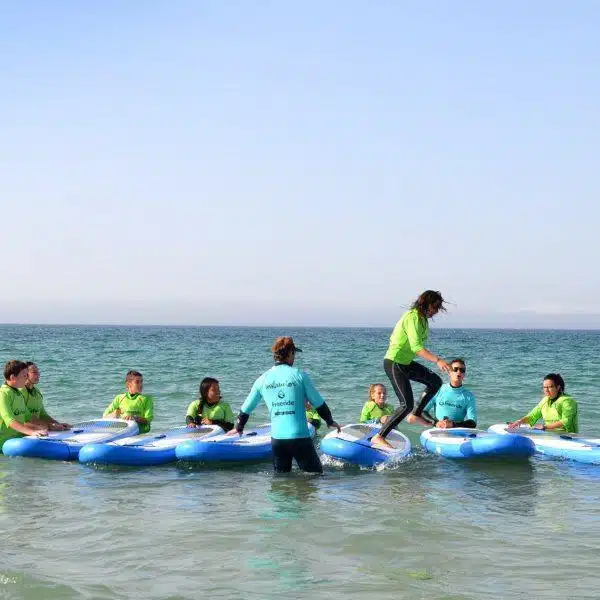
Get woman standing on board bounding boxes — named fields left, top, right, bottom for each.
left=371, top=290, right=451, bottom=449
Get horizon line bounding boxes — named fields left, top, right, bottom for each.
left=1, top=322, right=600, bottom=332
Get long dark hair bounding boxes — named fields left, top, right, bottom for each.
left=197, top=377, right=220, bottom=417
left=544, top=373, right=565, bottom=401
left=412, top=290, right=446, bottom=320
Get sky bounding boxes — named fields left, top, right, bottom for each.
left=1, top=1, right=598, bottom=327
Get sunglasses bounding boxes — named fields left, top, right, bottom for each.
left=452, top=367, right=466, bottom=373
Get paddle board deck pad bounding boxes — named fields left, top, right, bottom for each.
left=489, top=423, right=600, bottom=464
left=319, top=424, right=411, bottom=467
left=78, top=425, right=223, bottom=466
left=421, top=427, right=535, bottom=459
left=2, top=419, right=140, bottom=460
left=175, top=423, right=315, bottom=462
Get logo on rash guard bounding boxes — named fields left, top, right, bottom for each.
left=277, top=390, right=285, bottom=398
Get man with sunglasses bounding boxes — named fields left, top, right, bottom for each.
left=408, top=358, right=477, bottom=429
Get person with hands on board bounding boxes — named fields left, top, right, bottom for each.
left=507, top=373, right=578, bottom=433
left=228, top=337, right=340, bottom=474
left=407, top=358, right=477, bottom=429
left=0, top=360, right=48, bottom=452
left=21, top=362, right=71, bottom=431
left=103, top=370, right=154, bottom=434
left=359, top=383, right=394, bottom=425
left=185, top=377, right=234, bottom=432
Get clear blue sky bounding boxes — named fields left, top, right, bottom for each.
left=1, top=1, right=598, bottom=327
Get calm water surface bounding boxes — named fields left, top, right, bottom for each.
left=1, top=325, right=599, bottom=599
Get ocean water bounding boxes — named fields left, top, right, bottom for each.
left=1, top=325, right=599, bottom=600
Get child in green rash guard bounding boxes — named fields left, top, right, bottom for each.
left=508, top=373, right=578, bottom=434
left=305, top=399, right=321, bottom=430
left=21, top=362, right=71, bottom=431
left=0, top=360, right=49, bottom=451
left=186, top=377, right=234, bottom=432
left=359, top=383, right=394, bottom=425
left=103, top=370, right=153, bottom=434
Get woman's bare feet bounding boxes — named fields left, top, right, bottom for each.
left=370, top=433, right=394, bottom=449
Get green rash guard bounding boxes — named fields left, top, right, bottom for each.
left=305, top=408, right=322, bottom=429
left=20, top=386, right=50, bottom=420
left=103, top=393, right=153, bottom=433
left=0, top=384, right=30, bottom=450
left=186, top=400, right=234, bottom=428
left=359, top=401, right=394, bottom=424
left=384, top=308, right=429, bottom=365
left=525, top=394, right=578, bottom=433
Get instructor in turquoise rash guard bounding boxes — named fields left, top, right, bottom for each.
left=372, top=290, right=451, bottom=449
left=410, top=358, right=477, bottom=429
left=231, top=336, right=341, bottom=474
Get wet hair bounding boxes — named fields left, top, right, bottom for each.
left=544, top=373, right=565, bottom=394
left=4, top=360, right=28, bottom=381
left=199, top=377, right=220, bottom=403
left=411, top=290, right=446, bottom=320
left=369, top=383, right=387, bottom=400
left=449, top=358, right=466, bottom=367
left=25, top=361, right=37, bottom=368
left=125, top=370, right=143, bottom=382
left=197, top=377, right=220, bottom=417
left=271, top=336, right=300, bottom=363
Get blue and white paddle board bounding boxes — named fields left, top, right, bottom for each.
left=489, top=423, right=600, bottom=464
left=175, top=423, right=315, bottom=463
left=320, top=424, right=411, bottom=467
left=78, top=424, right=223, bottom=466
left=421, top=427, right=535, bottom=459
left=2, top=419, right=139, bottom=460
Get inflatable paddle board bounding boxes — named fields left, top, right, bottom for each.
left=489, top=423, right=600, bottom=464
left=420, top=427, right=535, bottom=459
left=2, top=419, right=139, bottom=460
left=175, top=423, right=315, bottom=463
left=319, top=424, right=411, bottom=467
left=78, top=425, right=223, bottom=466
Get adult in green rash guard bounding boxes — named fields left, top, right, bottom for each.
left=229, top=336, right=341, bottom=474
left=508, top=373, right=578, bottom=433
left=0, top=360, right=49, bottom=451
left=186, top=377, right=234, bottom=431
left=103, top=370, right=153, bottom=434
left=371, top=290, right=451, bottom=449
left=21, top=362, right=71, bottom=431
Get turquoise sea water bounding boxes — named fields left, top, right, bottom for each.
left=1, top=325, right=599, bottom=599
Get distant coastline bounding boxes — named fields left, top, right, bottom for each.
left=1, top=321, right=600, bottom=331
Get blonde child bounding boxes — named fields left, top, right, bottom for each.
left=359, top=383, right=394, bottom=425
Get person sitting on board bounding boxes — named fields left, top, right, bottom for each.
left=371, top=290, right=451, bottom=449
left=186, top=377, right=234, bottom=432
left=0, top=360, right=49, bottom=451
left=407, top=358, right=477, bottom=429
left=21, top=362, right=71, bottom=431
left=507, top=373, right=578, bottom=433
left=359, top=383, right=394, bottom=425
left=103, top=370, right=153, bottom=434
left=228, top=336, right=341, bottom=474
left=305, top=399, right=321, bottom=430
